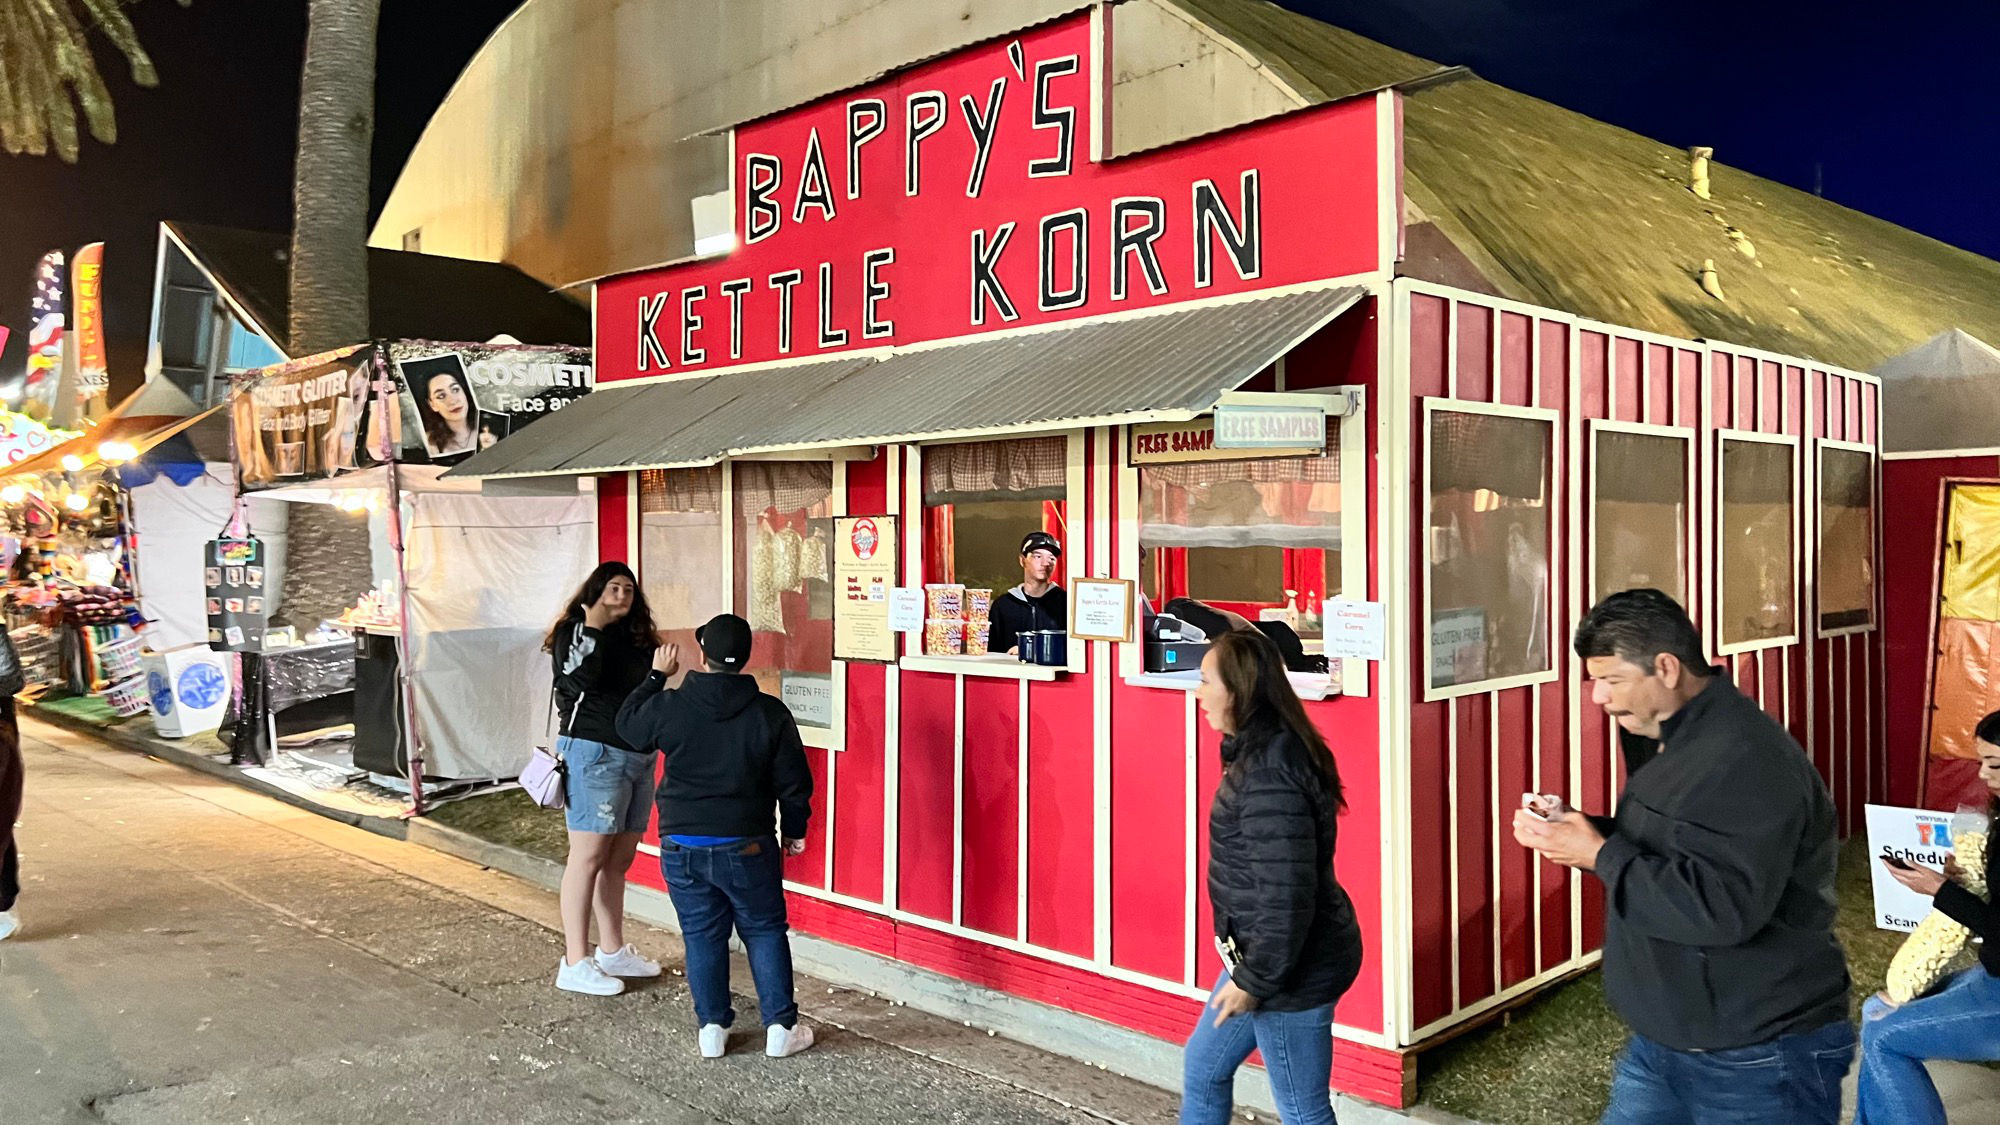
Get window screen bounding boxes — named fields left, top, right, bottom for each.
left=1426, top=407, right=1554, bottom=692
left=1592, top=429, right=1690, bottom=606
left=1818, top=446, right=1875, bottom=632
left=1719, top=437, right=1797, bottom=648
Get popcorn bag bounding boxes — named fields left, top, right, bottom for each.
left=924, top=619, right=965, bottom=656
left=968, top=621, right=992, bottom=653
left=925, top=584, right=966, bottom=621
left=964, top=588, right=994, bottom=623
left=1884, top=806, right=1992, bottom=1004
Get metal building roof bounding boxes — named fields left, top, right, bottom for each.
left=445, top=284, right=1365, bottom=480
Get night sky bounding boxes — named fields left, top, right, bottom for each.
left=1, top=0, right=1994, bottom=403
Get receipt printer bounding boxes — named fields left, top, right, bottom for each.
left=1144, top=613, right=1210, bottom=673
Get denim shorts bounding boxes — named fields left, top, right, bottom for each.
left=560, top=736, right=657, bottom=835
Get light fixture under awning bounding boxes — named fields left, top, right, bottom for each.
left=444, top=284, right=1367, bottom=481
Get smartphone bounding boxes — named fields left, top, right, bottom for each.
left=1521, top=793, right=1569, bottom=822
left=1882, top=855, right=1914, bottom=871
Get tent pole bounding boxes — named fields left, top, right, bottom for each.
left=386, top=454, right=426, bottom=816
left=372, top=344, right=428, bottom=818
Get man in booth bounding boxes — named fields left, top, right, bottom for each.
left=987, top=530, right=1067, bottom=654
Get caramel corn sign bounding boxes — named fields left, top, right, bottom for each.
left=596, top=14, right=1382, bottom=380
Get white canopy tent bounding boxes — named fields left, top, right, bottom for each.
left=253, top=465, right=594, bottom=781
left=1875, top=328, right=2000, bottom=455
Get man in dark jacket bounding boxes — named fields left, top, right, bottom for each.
left=1514, top=589, right=1852, bottom=1123
left=987, top=530, right=1066, bottom=654
left=617, top=614, right=817, bottom=1061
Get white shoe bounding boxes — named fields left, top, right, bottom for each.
left=595, top=943, right=662, bottom=978
left=0, top=910, right=16, bottom=941
left=766, top=1022, right=815, bottom=1058
left=555, top=955, right=625, bottom=996
left=698, top=1023, right=728, bottom=1058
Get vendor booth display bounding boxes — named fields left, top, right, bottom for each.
left=446, top=16, right=1892, bottom=1106
left=1877, top=330, right=2000, bottom=809
left=228, top=340, right=595, bottom=811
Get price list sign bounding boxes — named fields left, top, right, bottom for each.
left=204, top=537, right=268, bottom=652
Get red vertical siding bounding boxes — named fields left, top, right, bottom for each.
left=960, top=677, right=1021, bottom=938
left=597, top=473, right=628, bottom=561
left=836, top=663, right=889, bottom=902
left=1025, top=674, right=1096, bottom=958
left=1109, top=684, right=1190, bottom=982
left=786, top=746, right=832, bottom=889
left=897, top=673, right=958, bottom=922
left=1612, top=337, right=1642, bottom=423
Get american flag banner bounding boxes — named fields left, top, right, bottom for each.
left=21, top=250, right=66, bottom=417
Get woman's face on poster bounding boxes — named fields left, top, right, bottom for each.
left=427, top=373, right=470, bottom=426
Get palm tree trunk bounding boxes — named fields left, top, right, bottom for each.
left=289, top=0, right=381, bottom=356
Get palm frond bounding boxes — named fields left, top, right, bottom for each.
left=0, top=0, right=193, bottom=162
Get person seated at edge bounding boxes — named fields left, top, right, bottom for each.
left=987, top=530, right=1066, bottom=655
left=1860, top=712, right=2000, bottom=1124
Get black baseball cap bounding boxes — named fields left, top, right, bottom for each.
left=1020, top=531, right=1062, bottom=558
left=696, top=613, right=753, bottom=669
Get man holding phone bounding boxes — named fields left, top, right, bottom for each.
left=1513, top=589, right=1851, bottom=1123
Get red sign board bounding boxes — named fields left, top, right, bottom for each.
left=596, top=15, right=1382, bottom=382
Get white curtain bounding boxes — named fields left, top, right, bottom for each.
left=401, top=492, right=595, bottom=779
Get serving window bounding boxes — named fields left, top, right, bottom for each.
left=917, top=436, right=1071, bottom=661
left=1423, top=401, right=1557, bottom=698
left=1590, top=424, right=1692, bottom=606
left=732, top=461, right=838, bottom=728
left=1135, top=436, right=1343, bottom=642
left=1817, top=442, right=1876, bottom=635
left=637, top=467, right=726, bottom=665
left=1717, top=432, right=1798, bottom=652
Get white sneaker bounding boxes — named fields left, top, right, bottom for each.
left=698, top=1023, right=728, bottom=1058
left=595, top=943, right=663, bottom=978
left=0, top=910, right=16, bottom=941
left=766, top=1022, right=815, bottom=1058
left=555, top=955, right=625, bottom=996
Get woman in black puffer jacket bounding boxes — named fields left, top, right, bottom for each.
left=1183, top=630, right=1361, bottom=1125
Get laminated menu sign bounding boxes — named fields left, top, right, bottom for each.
left=833, top=515, right=897, bottom=662
left=204, top=537, right=268, bottom=652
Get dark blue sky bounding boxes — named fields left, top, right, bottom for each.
left=2, top=0, right=1994, bottom=397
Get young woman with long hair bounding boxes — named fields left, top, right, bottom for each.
left=544, top=562, right=663, bottom=995
left=1860, top=710, right=2000, bottom=1123
left=1183, top=629, right=1361, bottom=1125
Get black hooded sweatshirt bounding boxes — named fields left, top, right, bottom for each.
left=616, top=670, right=814, bottom=840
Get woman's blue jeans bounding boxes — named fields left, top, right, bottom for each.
left=1181, top=972, right=1337, bottom=1124
left=1856, top=967, right=2000, bottom=1125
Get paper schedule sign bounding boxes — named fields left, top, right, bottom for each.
left=1865, top=804, right=1958, bottom=932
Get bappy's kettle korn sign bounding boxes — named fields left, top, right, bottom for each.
left=595, top=14, right=1382, bottom=380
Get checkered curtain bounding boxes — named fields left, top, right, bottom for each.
left=923, top=437, right=1067, bottom=504
left=639, top=466, right=722, bottom=513
left=1429, top=410, right=1549, bottom=500
left=733, top=461, right=834, bottom=515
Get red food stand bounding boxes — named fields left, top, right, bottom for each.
left=448, top=12, right=1883, bottom=1107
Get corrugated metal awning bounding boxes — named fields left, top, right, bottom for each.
left=444, top=284, right=1365, bottom=481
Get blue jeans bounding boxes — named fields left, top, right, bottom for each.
left=1602, top=1020, right=1855, bottom=1124
left=560, top=737, right=655, bottom=835
left=1857, top=968, right=2000, bottom=1125
left=660, top=836, right=797, bottom=1029
left=1180, top=972, right=1336, bottom=1125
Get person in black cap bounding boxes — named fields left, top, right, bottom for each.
left=616, top=613, right=817, bottom=1061
left=988, top=530, right=1067, bottom=654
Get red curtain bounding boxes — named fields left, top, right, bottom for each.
left=1043, top=500, right=1068, bottom=587
left=925, top=504, right=956, bottom=584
